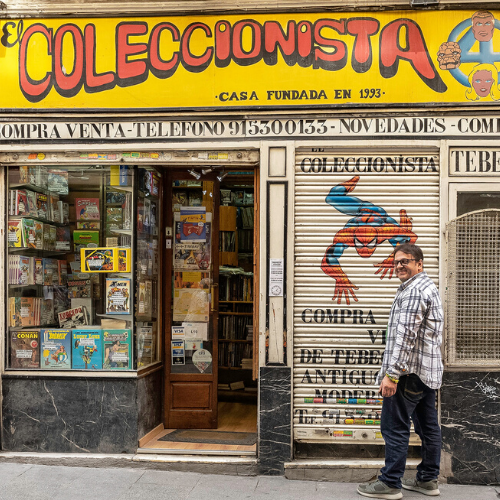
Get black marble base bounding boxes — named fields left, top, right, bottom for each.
left=441, top=371, right=500, bottom=484
left=2, top=376, right=138, bottom=453
left=138, top=370, right=163, bottom=440
left=258, top=366, right=291, bottom=475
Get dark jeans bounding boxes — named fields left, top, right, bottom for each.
left=379, top=374, right=441, bottom=489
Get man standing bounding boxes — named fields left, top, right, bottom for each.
left=358, top=243, right=444, bottom=499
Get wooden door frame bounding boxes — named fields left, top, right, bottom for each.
left=162, top=169, right=220, bottom=429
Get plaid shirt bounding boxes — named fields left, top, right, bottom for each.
left=376, top=271, right=444, bottom=390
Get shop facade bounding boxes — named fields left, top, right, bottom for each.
left=1, top=7, right=500, bottom=484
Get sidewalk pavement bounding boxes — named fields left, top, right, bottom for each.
left=0, top=463, right=498, bottom=500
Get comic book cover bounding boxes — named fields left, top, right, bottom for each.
left=55, top=226, right=71, bottom=251
left=7, top=219, right=22, bottom=247
left=105, top=278, right=131, bottom=314
left=47, top=169, right=69, bottom=195
left=58, top=260, right=68, bottom=285
left=143, top=198, right=151, bottom=234
left=103, top=329, right=132, bottom=370
left=14, top=190, right=29, bottom=216
left=13, top=255, right=33, bottom=285
left=137, top=198, right=144, bottom=232
left=117, top=248, right=131, bottom=273
left=41, top=329, right=71, bottom=369
left=34, top=257, right=44, bottom=285
left=72, top=329, right=103, bottom=370
left=49, top=224, right=57, bottom=251
left=58, top=306, right=88, bottom=329
left=80, top=248, right=116, bottom=272
left=49, top=194, right=60, bottom=222
left=20, top=297, right=36, bottom=327
left=53, top=285, right=70, bottom=316
left=8, top=297, right=22, bottom=327
left=34, top=221, right=44, bottom=249
left=75, top=198, right=100, bottom=220
left=9, top=330, right=40, bottom=369
left=36, top=192, right=48, bottom=219
left=67, top=279, right=92, bottom=298
left=43, top=258, right=59, bottom=286
left=106, top=207, right=122, bottom=233
left=26, top=190, right=37, bottom=216
left=21, top=218, right=36, bottom=248
left=137, top=325, right=153, bottom=367
left=180, top=207, right=207, bottom=242
left=73, top=230, right=99, bottom=247
left=76, top=221, right=100, bottom=230
left=40, top=299, right=54, bottom=326
left=174, top=271, right=211, bottom=289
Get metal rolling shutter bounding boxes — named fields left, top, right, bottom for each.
left=293, top=149, right=440, bottom=444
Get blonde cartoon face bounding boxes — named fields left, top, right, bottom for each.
left=472, top=69, right=494, bottom=97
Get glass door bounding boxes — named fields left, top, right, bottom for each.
left=164, top=171, right=220, bottom=429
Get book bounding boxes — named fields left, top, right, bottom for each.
left=117, top=248, right=131, bottom=272
left=40, top=299, right=54, bottom=326
left=67, top=279, right=92, bottom=298
left=71, top=298, right=93, bottom=324
left=58, top=306, right=88, bottom=329
left=58, top=260, right=68, bottom=285
left=73, top=230, right=100, bottom=246
left=106, top=207, right=122, bottom=229
left=26, top=190, right=37, bottom=215
left=53, top=285, right=71, bottom=316
left=7, top=219, right=23, bottom=247
left=47, top=168, right=69, bottom=195
left=8, top=255, right=33, bottom=285
left=43, top=258, right=59, bottom=286
left=34, top=221, right=44, bottom=249
left=34, top=257, right=44, bottom=285
left=137, top=325, right=153, bottom=367
left=143, top=198, right=151, bottom=234
left=137, top=198, right=144, bottom=232
left=105, top=278, right=131, bottom=314
left=76, top=221, right=100, bottom=229
left=9, top=330, right=40, bottom=369
left=49, top=193, right=60, bottom=222
left=80, top=248, right=116, bottom=272
left=103, top=329, right=132, bottom=370
left=56, top=226, right=71, bottom=251
left=13, top=189, right=29, bottom=216
left=21, top=218, right=36, bottom=248
left=75, top=197, right=100, bottom=220
left=72, top=329, right=103, bottom=370
left=36, top=192, right=48, bottom=219
left=41, top=329, right=71, bottom=369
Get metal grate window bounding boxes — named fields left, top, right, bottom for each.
left=446, top=209, right=500, bottom=367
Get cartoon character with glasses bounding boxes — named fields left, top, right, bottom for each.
left=321, top=176, right=418, bottom=305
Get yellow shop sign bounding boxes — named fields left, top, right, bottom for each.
left=0, top=10, right=499, bottom=109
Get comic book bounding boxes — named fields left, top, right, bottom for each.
left=36, top=192, right=48, bottom=219
left=73, top=230, right=100, bottom=247
left=47, top=169, right=69, bottom=195
left=26, top=190, right=37, bottom=216
left=40, top=299, right=54, bottom=326
left=72, top=329, right=103, bottom=370
left=58, top=260, right=68, bottom=285
left=41, top=329, right=71, bottom=370
left=75, top=198, right=100, bottom=220
left=21, top=218, right=36, bottom=248
left=67, top=279, right=92, bottom=298
left=58, top=306, right=88, bottom=329
left=102, top=329, right=132, bottom=370
left=9, top=330, right=40, bottom=369
left=34, top=221, right=44, bottom=249
left=76, top=221, right=100, bottom=230
left=34, top=257, right=44, bottom=285
left=7, top=219, right=23, bottom=247
left=55, top=226, right=71, bottom=251
left=53, top=285, right=71, bottom=316
left=43, top=258, right=59, bottom=286
left=137, top=325, right=153, bottom=367
left=105, top=278, right=131, bottom=314
left=49, top=194, right=60, bottom=222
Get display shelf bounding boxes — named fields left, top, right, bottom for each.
left=219, top=339, right=252, bottom=343
left=8, top=214, right=67, bottom=227
left=219, top=311, right=253, bottom=316
left=8, top=248, right=67, bottom=257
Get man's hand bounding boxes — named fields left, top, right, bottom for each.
left=379, top=375, right=398, bottom=398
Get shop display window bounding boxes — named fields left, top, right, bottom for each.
left=6, top=164, right=162, bottom=372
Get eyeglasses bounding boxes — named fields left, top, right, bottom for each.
left=393, top=258, right=418, bottom=267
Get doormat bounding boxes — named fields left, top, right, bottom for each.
left=159, top=429, right=257, bottom=446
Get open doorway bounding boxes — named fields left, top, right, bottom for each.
left=139, top=165, right=258, bottom=455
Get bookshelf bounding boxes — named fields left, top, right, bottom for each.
left=217, top=180, right=254, bottom=392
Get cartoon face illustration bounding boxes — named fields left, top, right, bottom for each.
left=437, top=42, right=461, bottom=70
left=472, top=11, right=495, bottom=42
left=472, top=69, right=494, bottom=97
left=465, top=64, right=500, bottom=101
